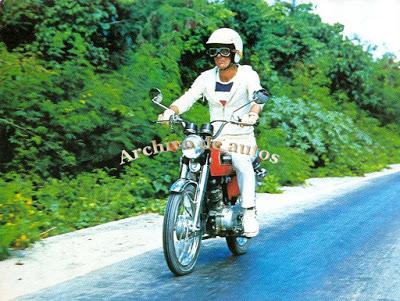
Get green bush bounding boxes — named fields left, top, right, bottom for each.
left=257, top=128, right=313, bottom=186
left=262, top=96, right=386, bottom=175
left=0, top=164, right=173, bottom=259
left=257, top=174, right=282, bottom=194
left=0, top=173, right=41, bottom=259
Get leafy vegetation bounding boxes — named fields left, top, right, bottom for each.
left=1, top=0, right=399, bottom=258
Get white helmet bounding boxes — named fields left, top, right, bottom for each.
left=206, top=28, right=243, bottom=63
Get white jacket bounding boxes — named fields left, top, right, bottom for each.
left=171, top=64, right=264, bottom=137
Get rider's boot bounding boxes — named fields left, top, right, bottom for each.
left=242, top=207, right=259, bottom=238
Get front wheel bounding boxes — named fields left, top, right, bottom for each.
left=226, top=236, right=251, bottom=256
left=162, top=185, right=202, bottom=276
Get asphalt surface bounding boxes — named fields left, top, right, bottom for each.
left=20, top=172, right=400, bottom=301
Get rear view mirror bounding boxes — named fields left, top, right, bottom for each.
left=253, top=89, right=269, bottom=104
left=149, top=88, right=163, bottom=103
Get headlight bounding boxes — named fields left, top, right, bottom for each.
left=182, top=135, right=205, bottom=159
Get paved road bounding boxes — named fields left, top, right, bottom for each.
left=20, top=172, right=400, bottom=301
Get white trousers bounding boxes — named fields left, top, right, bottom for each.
left=216, top=134, right=257, bottom=209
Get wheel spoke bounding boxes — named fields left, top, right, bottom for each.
left=166, top=186, right=202, bottom=269
left=183, top=207, right=192, bottom=218
left=178, top=238, right=190, bottom=264
left=183, top=194, right=194, bottom=218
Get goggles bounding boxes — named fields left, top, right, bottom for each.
left=208, top=47, right=233, bottom=58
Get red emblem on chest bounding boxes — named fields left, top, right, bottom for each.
left=219, top=100, right=227, bottom=106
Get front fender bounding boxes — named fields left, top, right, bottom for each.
left=169, top=178, right=197, bottom=193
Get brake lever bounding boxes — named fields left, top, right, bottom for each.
left=169, top=115, right=180, bottom=123
left=153, top=114, right=180, bottom=124
left=232, top=120, right=258, bottom=127
left=233, top=114, right=258, bottom=127
left=154, top=115, right=186, bottom=129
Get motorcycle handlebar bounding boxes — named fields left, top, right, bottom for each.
left=154, top=116, right=257, bottom=140
left=156, top=117, right=256, bottom=127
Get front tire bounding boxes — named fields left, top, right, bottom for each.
left=226, top=236, right=251, bottom=255
left=162, top=185, right=202, bottom=276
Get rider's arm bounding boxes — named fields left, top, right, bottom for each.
left=239, top=102, right=261, bottom=125
left=169, top=73, right=206, bottom=115
left=169, top=105, right=180, bottom=114
left=249, top=103, right=262, bottom=115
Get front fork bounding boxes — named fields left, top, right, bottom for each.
left=191, top=156, right=209, bottom=231
left=169, top=155, right=210, bottom=233
left=177, top=155, right=210, bottom=232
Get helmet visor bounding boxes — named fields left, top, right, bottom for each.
left=208, top=47, right=232, bottom=58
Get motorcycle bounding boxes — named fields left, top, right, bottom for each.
left=149, top=88, right=268, bottom=276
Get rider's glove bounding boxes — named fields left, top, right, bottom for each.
left=240, top=112, right=259, bottom=127
left=157, top=108, right=176, bottom=123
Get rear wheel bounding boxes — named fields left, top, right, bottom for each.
left=162, top=185, right=202, bottom=276
left=226, top=236, right=251, bottom=255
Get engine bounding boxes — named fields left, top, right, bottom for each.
left=212, top=205, right=243, bottom=234
left=206, top=177, right=243, bottom=235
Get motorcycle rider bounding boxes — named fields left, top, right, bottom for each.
left=158, top=28, right=265, bottom=237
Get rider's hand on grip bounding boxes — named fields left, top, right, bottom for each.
left=157, top=108, right=175, bottom=124
left=239, top=112, right=259, bottom=127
